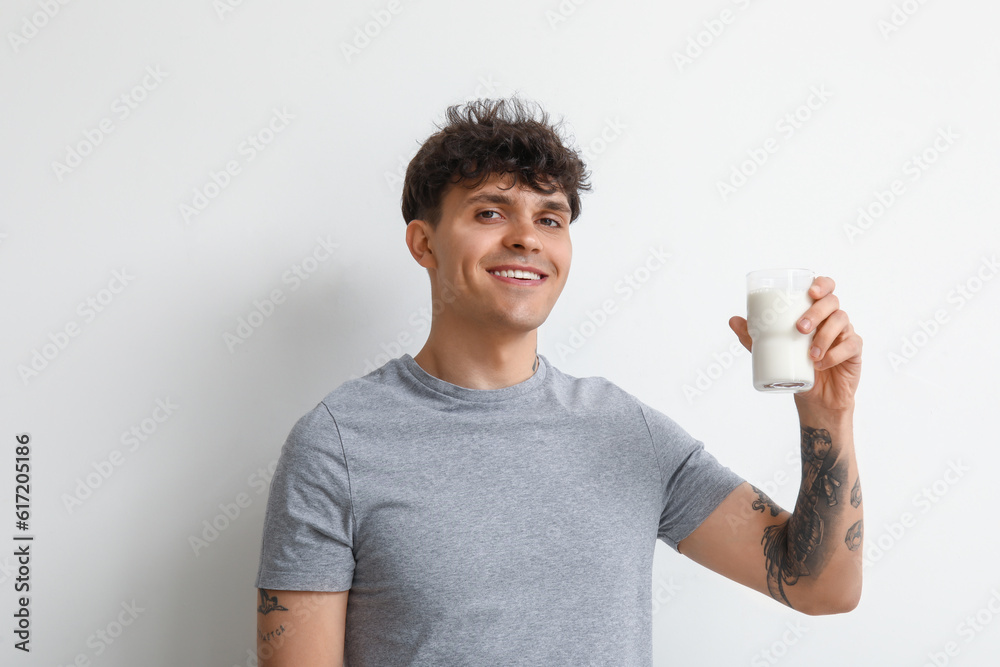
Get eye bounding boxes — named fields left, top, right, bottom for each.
left=478, top=210, right=501, bottom=220
left=539, top=217, right=562, bottom=228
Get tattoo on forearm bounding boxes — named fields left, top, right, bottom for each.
left=845, top=520, right=863, bottom=551
left=750, top=485, right=781, bottom=517
left=258, top=589, right=288, bottom=615
left=821, top=475, right=841, bottom=506
left=761, top=426, right=848, bottom=608
left=761, top=521, right=791, bottom=604
left=851, top=476, right=862, bottom=508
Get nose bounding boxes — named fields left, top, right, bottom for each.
left=503, top=215, right=542, bottom=253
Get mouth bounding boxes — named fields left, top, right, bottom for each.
left=486, top=265, right=548, bottom=285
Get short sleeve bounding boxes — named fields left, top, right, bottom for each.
left=254, top=402, right=356, bottom=591
left=638, top=401, right=745, bottom=552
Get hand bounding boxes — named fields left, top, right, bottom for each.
left=729, top=276, right=862, bottom=412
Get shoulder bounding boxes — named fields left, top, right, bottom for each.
left=281, top=360, right=405, bottom=450
left=542, top=356, right=646, bottom=416
left=543, top=358, right=698, bottom=441
left=318, top=356, right=409, bottom=415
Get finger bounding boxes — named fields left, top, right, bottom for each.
left=729, top=316, right=752, bottom=351
left=809, top=310, right=850, bottom=361
left=808, top=275, right=835, bottom=301
left=798, top=292, right=840, bottom=334
left=815, top=331, right=863, bottom=370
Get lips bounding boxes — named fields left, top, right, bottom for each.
left=485, top=264, right=549, bottom=278
left=486, top=266, right=547, bottom=287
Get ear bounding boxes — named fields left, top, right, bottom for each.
left=405, top=219, right=437, bottom=270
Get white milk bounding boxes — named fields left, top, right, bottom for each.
left=746, top=288, right=815, bottom=391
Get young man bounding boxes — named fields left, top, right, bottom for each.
left=254, top=98, right=864, bottom=666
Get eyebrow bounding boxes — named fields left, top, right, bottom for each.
left=463, top=191, right=572, bottom=216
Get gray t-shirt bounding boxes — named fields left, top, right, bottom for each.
left=255, top=353, right=745, bottom=666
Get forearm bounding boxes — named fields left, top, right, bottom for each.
left=763, top=406, right=863, bottom=614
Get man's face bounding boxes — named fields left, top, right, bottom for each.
left=409, top=172, right=573, bottom=336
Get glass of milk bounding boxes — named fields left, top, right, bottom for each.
left=746, top=269, right=816, bottom=392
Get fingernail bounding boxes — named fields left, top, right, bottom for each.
left=800, top=318, right=811, bottom=331
left=811, top=346, right=821, bottom=358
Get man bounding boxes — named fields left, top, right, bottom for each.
left=254, top=97, right=863, bottom=666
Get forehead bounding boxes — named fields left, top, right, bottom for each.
left=443, top=173, right=570, bottom=213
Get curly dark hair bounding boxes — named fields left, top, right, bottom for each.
left=401, top=97, right=591, bottom=227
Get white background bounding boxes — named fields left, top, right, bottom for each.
left=2, top=0, right=998, bottom=665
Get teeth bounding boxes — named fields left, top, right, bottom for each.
left=490, top=269, right=542, bottom=280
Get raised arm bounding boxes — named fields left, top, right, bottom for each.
left=257, top=588, right=349, bottom=666
left=677, top=276, right=864, bottom=615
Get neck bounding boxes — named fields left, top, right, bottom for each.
left=413, top=324, right=540, bottom=390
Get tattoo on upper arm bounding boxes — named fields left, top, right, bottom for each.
left=257, top=589, right=289, bottom=647
left=845, top=520, right=863, bottom=550
left=750, top=485, right=781, bottom=517
left=761, top=426, right=848, bottom=608
left=851, top=476, right=862, bottom=508
left=258, top=589, right=288, bottom=615
left=258, top=625, right=287, bottom=643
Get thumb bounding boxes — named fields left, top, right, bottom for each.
left=729, top=316, right=752, bottom=352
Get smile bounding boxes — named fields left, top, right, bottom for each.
left=488, top=270, right=546, bottom=285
